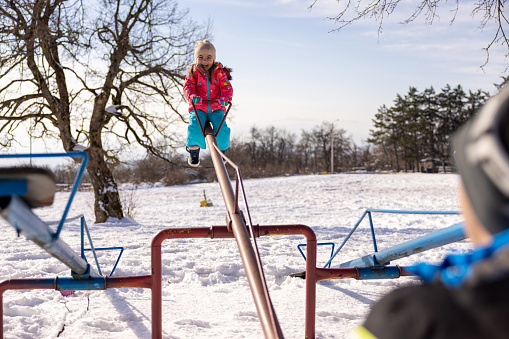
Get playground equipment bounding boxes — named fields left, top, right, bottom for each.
left=0, top=153, right=89, bottom=275
left=292, top=209, right=464, bottom=280
left=0, top=109, right=468, bottom=338
left=330, top=210, right=464, bottom=269
left=200, top=189, right=213, bottom=207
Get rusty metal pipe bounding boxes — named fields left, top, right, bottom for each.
left=0, top=278, right=56, bottom=337
left=314, top=266, right=415, bottom=282
left=256, top=225, right=317, bottom=337
left=0, top=276, right=152, bottom=339
left=151, top=224, right=317, bottom=339
left=203, top=124, right=283, bottom=338
left=0, top=224, right=318, bottom=339
left=214, top=102, right=232, bottom=137
left=151, top=227, right=212, bottom=338
left=106, top=275, right=152, bottom=289
left=315, top=268, right=360, bottom=281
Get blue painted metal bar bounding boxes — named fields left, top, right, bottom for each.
left=0, top=152, right=89, bottom=239
left=0, top=180, right=27, bottom=197
left=322, top=210, right=369, bottom=268
left=81, top=216, right=85, bottom=260
left=322, top=209, right=461, bottom=268
left=0, top=153, right=91, bottom=275
left=78, top=215, right=124, bottom=277
left=81, top=216, right=103, bottom=276
left=109, top=247, right=124, bottom=276
left=334, top=222, right=465, bottom=268
left=1, top=196, right=89, bottom=274
left=47, top=213, right=124, bottom=277
left=366, top=209, right=459, bottom=215
left=314, top=266, right=410, bottom=281
left=83, top=247, right=124, bottom=277
left=56, top=153, right=88, bottom=238
left=357, top=266, right=402, bottom=280
left=297, top=242, right=335, bottom=268
left=56, top=276, right=106, bottom=291
left=367, top=212, right=378, bottom=253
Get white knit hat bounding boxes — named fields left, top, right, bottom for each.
left=194, top=40, right=216, bottom=63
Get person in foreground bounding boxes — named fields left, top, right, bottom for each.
left=353, top=85, right=509, bottom=339
left=183, top=39, right=233, bottom=167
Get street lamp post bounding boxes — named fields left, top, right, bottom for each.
left=330, top=120, right=338, bottom=174
left=330, top=125, right=334, bottom=174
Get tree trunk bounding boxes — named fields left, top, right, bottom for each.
left=87, top=146, right=124, bottom=223
left=88, top=93, right=124, bottom=223
left=393, top=140, right=400, bottom=172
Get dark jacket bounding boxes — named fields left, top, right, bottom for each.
left=357, top=245, right=509, bottom=339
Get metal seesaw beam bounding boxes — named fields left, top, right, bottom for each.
left=0, top=153, right=90, bottom=275
left=335, top=222, right=465, bottom=268
left=1, top=196, right=89, bottom=275
left=201, top=120, right=283, bottom=339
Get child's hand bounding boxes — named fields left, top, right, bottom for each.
left=191, top=96, right=202, bottom=104
left=218, top=99, right=229, bottom=107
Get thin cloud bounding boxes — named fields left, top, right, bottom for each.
left=254, top=37, right=313, bottom=49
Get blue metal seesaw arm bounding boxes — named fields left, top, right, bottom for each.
left=0, top=152, right=90, bottom=275
left=334, top=222, right=466, bottom=268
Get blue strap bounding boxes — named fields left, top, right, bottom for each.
left=407, top=228, right=509, bottom=288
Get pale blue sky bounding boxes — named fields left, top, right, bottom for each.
left=184, top=0, right=507, bottom=144
left=4, top=0, right=507, bottom=166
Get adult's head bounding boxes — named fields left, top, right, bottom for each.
left=452, top=86, right=509, bottom=243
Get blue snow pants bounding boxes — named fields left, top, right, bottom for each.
left=186, top=109, right=230, bottom=151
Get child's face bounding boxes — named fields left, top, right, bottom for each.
left=197, top=50, right=214, bottom=71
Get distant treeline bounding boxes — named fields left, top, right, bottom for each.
left=367, top=84, right=491, bottom=172
left=53, top=82, right=506, bottom=186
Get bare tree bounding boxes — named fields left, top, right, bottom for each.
left=309, top=0, right=509, bottom=69
left=0, top=0, right=205, bottom=222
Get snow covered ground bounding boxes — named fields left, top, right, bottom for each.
left=0, top=172, right=469, bottom=338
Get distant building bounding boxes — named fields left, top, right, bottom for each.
left=419, top=158, right=456, bottom=173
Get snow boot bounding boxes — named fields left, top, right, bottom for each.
left=187, top=147, right=200, bottom=167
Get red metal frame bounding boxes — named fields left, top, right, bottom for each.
left=0, top=111, right=417, bottom=338
left=190, top=99, right=232, bottom=139
left=0, top=224, right=318, bottom=339
left=0, top=275, right=152, bottom=338
left=151, top=224, right=317, bottom=338
left=0, top=223, right=415, bottom=338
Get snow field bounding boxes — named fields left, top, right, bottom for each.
left=0, top=173, right=467, bottom=338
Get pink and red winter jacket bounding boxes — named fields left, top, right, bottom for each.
left=183, top=62, right=233, bottom=113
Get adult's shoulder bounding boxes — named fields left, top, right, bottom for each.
left=363, top=283, right=478, bottom=339
left=366, top=283, right=453, bottom=322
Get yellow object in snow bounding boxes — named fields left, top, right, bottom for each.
left=200, top=189, right=213, bottom=207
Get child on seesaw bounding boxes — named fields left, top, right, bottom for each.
left=183, top=40, right=233, bottom=167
